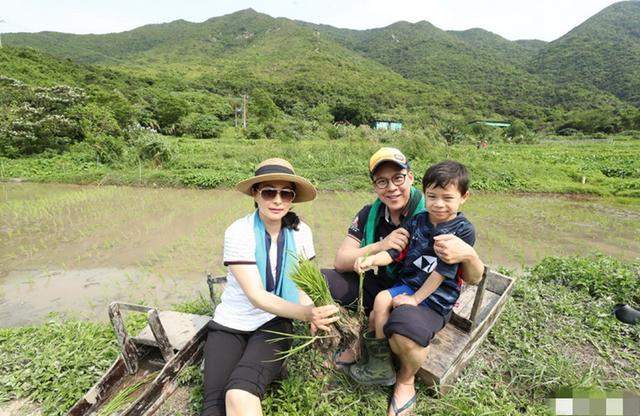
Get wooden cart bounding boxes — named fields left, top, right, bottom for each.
left=418, top=268, right=515, bottom=394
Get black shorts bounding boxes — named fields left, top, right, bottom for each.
left=200, top=317, right=293, bottom=416
left=383, top=304, right=451, bottom=347
left=322, top=268, right=451, bottom=348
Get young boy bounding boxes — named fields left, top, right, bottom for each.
left=355, top=160, right=476, bottom=342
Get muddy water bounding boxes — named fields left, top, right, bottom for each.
left=1, top=183, right=639, bottom=327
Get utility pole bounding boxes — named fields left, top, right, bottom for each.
left=242, top=94, right=248, bottom=129
left=0, top=20, right=6, bottom=49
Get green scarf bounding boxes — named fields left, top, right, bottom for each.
left=360, top=187, right=426, bottom=277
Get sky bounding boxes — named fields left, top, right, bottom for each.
left=0, top=0, right=624, bottom=41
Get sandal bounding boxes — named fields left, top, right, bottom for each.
left=389, top=392, right=417, bottom=416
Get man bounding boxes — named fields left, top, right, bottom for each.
left=322, top=147, right=484, bottom=416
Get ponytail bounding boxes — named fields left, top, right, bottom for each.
left=282, top=211, right=300, bottom=231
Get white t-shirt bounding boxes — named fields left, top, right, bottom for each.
left=213, top=213, right=316, bottom=331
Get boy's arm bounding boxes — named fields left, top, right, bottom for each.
left=354, top=251, right=393, bottom=274
left=393, top=271, right=445, bottom=307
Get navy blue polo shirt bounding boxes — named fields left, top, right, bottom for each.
left=387, top=212, right=476, bottom=316
left=348, top=203, right=408, bottom=287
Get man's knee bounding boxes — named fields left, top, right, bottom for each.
left=389, top=333, right=420, bottom=354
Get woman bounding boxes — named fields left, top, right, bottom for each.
left=201, top=158, right=339, bottom=416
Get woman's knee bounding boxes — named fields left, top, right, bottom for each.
left=225, top=389, right=259, bottom=412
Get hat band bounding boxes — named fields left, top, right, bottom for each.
left=255, top=165, right=295, bottom=176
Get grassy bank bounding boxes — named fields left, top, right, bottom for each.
left=2, top=132, right=639, bottom=197
left=1, top=255, right=638, bottom=415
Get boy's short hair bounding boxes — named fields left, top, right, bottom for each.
left=422, top=160, right=469, bottom=195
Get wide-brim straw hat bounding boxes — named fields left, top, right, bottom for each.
left=236, top=158, right=317, bottom=203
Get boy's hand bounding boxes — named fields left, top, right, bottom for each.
left=354, top=256, right=376, bottom=274
left=378, top=228, right=410, bottom=252
left=392, top=294, right=418, bottom=308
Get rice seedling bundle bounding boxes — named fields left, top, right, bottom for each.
left=290, top=258, right=361, bottom=354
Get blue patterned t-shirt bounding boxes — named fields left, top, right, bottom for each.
left=387, top=211, right=475, bottom=316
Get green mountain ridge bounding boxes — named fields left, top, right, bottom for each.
left=532, top=0, right=640, bottom=107
left=2, top=4, right=638, bottom=125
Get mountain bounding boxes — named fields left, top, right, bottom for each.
left=532, top=1, right=640, bottom=106
left=2, top=10, right=483, bottom=119
left=305, top=20, right=622, bottom=118
left=3, top=5, right=636, bottom=124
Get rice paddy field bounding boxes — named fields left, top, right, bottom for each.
left=1, top=182, right=639, bottom=415
left=1, top=182, right=639, bottom=326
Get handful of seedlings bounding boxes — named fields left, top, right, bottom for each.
left=266, top=257, right=361, bottom=360
left=291, top=258, right=361, bottom=354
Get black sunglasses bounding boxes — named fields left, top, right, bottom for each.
left=258, top=187, right=296, bottom=202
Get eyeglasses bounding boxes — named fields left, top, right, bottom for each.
left=258, top=187, right=296, bottom=202
left=373, top=173, right=407, bottom=189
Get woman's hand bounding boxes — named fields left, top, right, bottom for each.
left=354, top=256, right=376, bottom=274
left=433, top=234, right=475, bottom=264
left=377, top=228, right=410, bottom=252
left=307, top=304, right=340, bottom=332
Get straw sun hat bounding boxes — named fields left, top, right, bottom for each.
left=235, top=158, right=317, bottom=203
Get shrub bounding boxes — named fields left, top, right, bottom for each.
left=530, top=254, right=640, bottom=304
left=439, top=123, right=467, bottom=145
left=86, top=134, right=126, bottom=164
left=244, top=124, right=265, bottom=140
left=135, top=134, right=172, bottom=165
left=69, top=103, right=121, bottom=138
left=180, top=113, right=222, bottom=139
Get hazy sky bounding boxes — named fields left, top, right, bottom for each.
left=1, top=0, right=623, bottom=41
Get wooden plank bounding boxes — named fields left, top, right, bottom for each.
left=419, top=324, right=470, bottom=384
left=123, top=321, right=208, bottom=416
left=484, top=270, right=511, bottom=295
left=450, top=286, right=500, bottom=332
left=148, top=309, right=175, bottom=363
left=135, top=312, right=211, bottom=351
left=417, top=271, right=515, bottom=393
left=437, top=275, right=515, bottom=393
left=67, top=358, right=128, bottom=415
left=468, top=273, right=488, bottom=327
left=108, top=302, right=139, bottom=374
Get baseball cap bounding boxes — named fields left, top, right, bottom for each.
left=369, top=147, right=409, bottom=177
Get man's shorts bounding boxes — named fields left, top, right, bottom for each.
left=383, top=284, right=452, bottom=347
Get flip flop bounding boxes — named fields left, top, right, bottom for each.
left=389, top=392, right=417, bottom=416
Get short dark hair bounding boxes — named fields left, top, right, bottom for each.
left=422, top=160, right=469, bottom=195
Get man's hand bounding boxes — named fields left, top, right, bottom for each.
left=392, top=294, right=418, bottom=308
left=433, top=234, right=475, bottom=264
left=377, top=227, right=410, bottom=252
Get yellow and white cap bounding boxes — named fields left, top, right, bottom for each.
left=369, top=147, right=409, bottom=177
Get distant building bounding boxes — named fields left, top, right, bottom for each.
left=373, top=120, right=403, bottom=131
left=468, top=120, right=511, bottom=128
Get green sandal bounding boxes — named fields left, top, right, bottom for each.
left=389, top=392, right=417, bottom=416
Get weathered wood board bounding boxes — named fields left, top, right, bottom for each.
left=418, top=270, right=515, bottom=395
left=135, top=311, right=211, bottom=350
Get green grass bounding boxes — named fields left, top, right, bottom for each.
left=1, top=256, right=638, bottom=415
left=2, top=132, right=639, bottom=197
